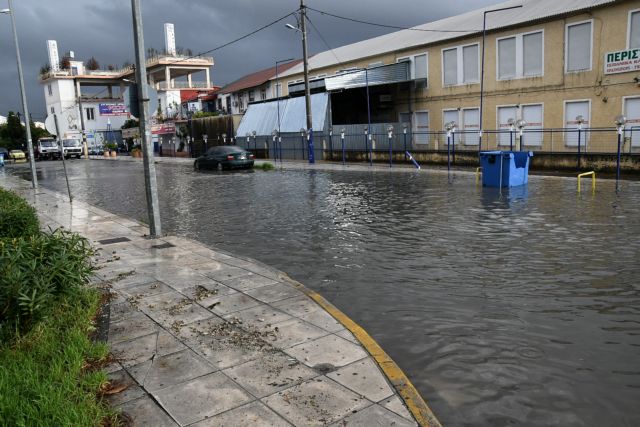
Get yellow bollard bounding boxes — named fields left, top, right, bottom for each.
left=577, top=171, right=596, bottom=193
left=476, top=167, right=482, bottom=184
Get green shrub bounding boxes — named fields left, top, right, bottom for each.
left=0, top=188, right=39, bottom=239
left=0, top=229, right=94, bottom=339
left=258, top=162, right=275, bottom=171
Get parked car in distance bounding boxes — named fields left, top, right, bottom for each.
left=194, top=146, right=254, bottom=171
left=62, top=139, right=83, bottom=159
left=35, top=137, right=60, bottom=160
left=88, top=145, right=104, bottom=155
left=9, top=150, right=27, bottom=162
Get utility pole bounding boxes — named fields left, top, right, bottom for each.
left=131, top=0, right=162, bottom=236
left=4, top=0, right=37, bottom=188
left=299, top=0, right=314, bottom=163
left=74, top=79, right=89, bottom=158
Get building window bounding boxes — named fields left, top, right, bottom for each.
left=497, top=104, right=543, bottom=147
left=629, top=9, right=640, bottom=49
left=624, top=97, right=640, bottom=147
left=50, top=106, right=55, bottom=114
left=273, top=83, right=282, bottom=98
left=396, top=54, right=427, bottom=80
left=461, top=108, right=480, bottom=146
left=86, top=107, right=95, bottom=121
left=497, top=31, right=543, bottom=80
left=564, top=100, right=590, bottom=146
left=47, top=84, right=52, bottom=96
left=413, top=111, right=429, bottom=144
left=260, top=88, right=266, bottom=100
left=442, top=44, right=479, bottom=86
left=497, top=105, right=518, bottom=146
left=566, top=21, right=592, bottom=72
left=248, top=90, right=255, bottom=102
left=442, top=109, right=460, bottom=139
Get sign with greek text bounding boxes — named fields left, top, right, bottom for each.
left=99, top=103, right=129, bottom=116
left=604, top=49, right=640, bottom=75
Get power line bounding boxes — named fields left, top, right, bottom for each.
left=163, top=10, right=299, bottom=67
left=307, top=6, right=479, bottom=33
left=304, top=15, right=345, bottom=68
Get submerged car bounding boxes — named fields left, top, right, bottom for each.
left=9, top=150, right=26, bottom=162
left=62, top=139, right=83, bottom=159
left=194, top=146, right=254, bottom=171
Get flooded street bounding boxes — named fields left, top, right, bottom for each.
left=12, top=160, right=640, bottom=426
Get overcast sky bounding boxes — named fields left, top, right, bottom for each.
left=0, top=0, right=498, bottom=120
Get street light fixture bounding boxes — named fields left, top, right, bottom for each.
left=479, top=4, right=523, bottom=154
left=516, top=119, right=527, bottom=151
left=387, top=125, right=394, bottom=168
left=1, top=2, right=38, bottom=188
left=445, top=121, right=456, bottom=171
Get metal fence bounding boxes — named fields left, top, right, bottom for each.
left=168, top=127, right=639, bottom=164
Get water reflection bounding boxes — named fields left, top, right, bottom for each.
left=18, top=161, right=640, bottom=427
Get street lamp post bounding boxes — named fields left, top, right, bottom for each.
left=479, top=4, right=523, bottom=155
left=272, top=129, right=278, bottom=161
left=1, top=2, right=37, bottom=188
left=516, top=119, right=527, bottom=151
left=286, top=0, right=314, bottom=164
left=576, top=115, right=584, bottom=169
left=445, top=121, right=455, bottom=172
left=363, top=126, right=369, bottom=165
left=341, top=128, right=346, bottom=165
left=615, top=115, right=626, bottom=187
left=403, top=125, right=408, bottom=160
left=328, top=127, right=333, bottom=161
left=252, top=130, right=257, bottom=155
left=387, top=125, right=394, bottom=168
left=507, top=118, right=515, bottom=151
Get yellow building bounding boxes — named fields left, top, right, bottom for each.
left=270, top=0, right=640, bottom=154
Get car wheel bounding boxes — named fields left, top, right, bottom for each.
left=194, top=160, right=200, bottom=170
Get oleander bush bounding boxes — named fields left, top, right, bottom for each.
left=0, top=188, right=39, bottom=239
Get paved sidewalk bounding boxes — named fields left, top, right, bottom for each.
left=2, top=174, right=436, bottom=427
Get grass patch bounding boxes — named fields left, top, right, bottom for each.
left=0, top=288, right=117, bottom=426
left=0, top=188, right=39, bottom=239
left=257, top=162, right=276, bottom=171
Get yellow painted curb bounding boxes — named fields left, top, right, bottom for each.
left=283, top=276, right=442, bottom=427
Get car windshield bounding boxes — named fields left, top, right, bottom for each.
left=63, top=139, right=81, bottom=147
left=207, top=146, right=244, bottom=155
left=40, top=140, right=56, bottom=147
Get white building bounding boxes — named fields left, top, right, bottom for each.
left=40, top=25, right=214, bottom=149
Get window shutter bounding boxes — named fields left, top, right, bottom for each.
left=414, top=54, right=428, bottom=80
left=522, top=104, right=543, bottom=146
left=462, top=45, right=479, bottom=82
left=498, top=37, right=516, bottom=79
left=567, top=22, right=591, bottom=71
left=630, top=11, right=640, bottom=49
left=443, top=49, right=458, bottom=85
left=523, top=32, right=543, bottom=76
left=497, top=106, right=518, bottom=146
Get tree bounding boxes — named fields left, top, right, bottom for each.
left=59, top=57, right=71, bottom=70
left=0, top=111, right=25, bottom=150
left=121, top=118, right=139, bottom=129
left=85, top=56, right=100, bottom=71
left=39, top=64, right=51, bottom=75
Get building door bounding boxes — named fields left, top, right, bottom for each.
left=413, top=112, right=429, bottom=144
left=462, top=108, right=480, bottom=145
left=497, top=106, right=517, bottom=147
left=624, top=97, right=640, bottom=147
left=564, top=101, right=590, bottom=147
left=522, top=104, right=543, bottom=147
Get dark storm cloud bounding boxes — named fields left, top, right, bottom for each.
left=0, top=0, right=497, bottom=119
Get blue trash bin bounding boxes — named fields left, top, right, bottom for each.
left=479, top=151, right=533, bottom=187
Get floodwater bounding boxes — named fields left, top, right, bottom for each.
left=13, top=160, right=640, bottom=426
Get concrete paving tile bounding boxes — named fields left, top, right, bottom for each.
left=188, top=259, right=232, bottom=274
left=153, top=372, right=254, bottom=426
left=138, top=292, right=213, bottom=327
left=326, top=358, right=395, bottom=403
left=223, top=273, right=279, bottom=292
left=262, top=376, right=371, bottom=426
left=109, top=301, right=138, bottom=323
left=223, top=351, right=318, bottom=398
left=105, top=369, right=145, bottom=406
left=174, top=281, right=237, bottom=303
left=335, top=329, right=359, bottom=345
left=245, top=282, right=304, bottom=304
left=118, top=395, right=178, bottom=427
left=268, top=318, right=329, bottom=350
left=127, top=348, right=216, bottom=392
left=204, top=292, right=262, bottom=316
left=108, top=311, right=158, bottom=344
left=285, top=335, right=368, bottom=371
left=190, top=401, right=292, bottom=427
left=272, top=295, right=322, bottom=317
left=201, top=265, right=253, bottom=282
left=299, top=309, right=344, bottom=333
left=109, top=271, right=156, bottom=289
left=379, top=396, right=415, bottom=421
left=111, top=329, right=186, bottom=368
left=120, top=280, right=174, bottom=298
left=328, top=403, right=417, bottom=427
left=222, top=303, right=292, bottom=331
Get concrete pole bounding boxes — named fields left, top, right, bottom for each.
left=131, top=0, right=162, bottom=236
left=74, top=79, right=89, bottom=158
left=7, top=0, right=37, bottom=188
left=299, top=0, right=314, bottom=163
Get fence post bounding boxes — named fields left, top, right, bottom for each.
left=341, top=129, right=345, bottom=165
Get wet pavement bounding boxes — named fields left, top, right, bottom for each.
left=1, top=173, right=427, bottom=427
left=6, top=158, right=640, bottom=426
